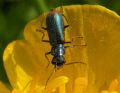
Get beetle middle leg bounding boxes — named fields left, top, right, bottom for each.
left=36, top=14, right=50, bottom=43
left=36, top=29, right=49, bottom=43
left=65, top=61, right=86, bottom=66
left=64, top=36, right=87, bottom=48
left=71, top=36, right=87, bottom=46
left=63, top=57, right=86, bottom=66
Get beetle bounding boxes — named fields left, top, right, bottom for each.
left=37, top=7, right=72, bottom=69
left=36, top=4, right=87, bottom=91
left=37, top=8, right=86, bottom=68
left=45, top=8, right=70, bottom=68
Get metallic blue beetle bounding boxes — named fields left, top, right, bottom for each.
left=37, top=9, right=70, bottom=90
left=45, top=9, right=69, bottom=67
left=36, top=8, right=87, bottom=90
left=37, top=9, right=86, bottom=68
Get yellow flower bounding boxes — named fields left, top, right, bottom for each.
left=3, top=5, right=120, bottom=93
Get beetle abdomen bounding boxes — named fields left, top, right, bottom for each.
left=46, top=12, right=64, bottom=46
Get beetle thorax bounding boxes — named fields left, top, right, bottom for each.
left=51, top=44, right=65, bottom=56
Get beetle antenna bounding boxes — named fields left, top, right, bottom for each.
left=44, top=67, right=56, bottom=92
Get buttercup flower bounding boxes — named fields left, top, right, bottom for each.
left=3, top=5, right=120, bottom=93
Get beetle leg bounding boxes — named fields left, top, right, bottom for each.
left=36, top=29, right=49, bottom=43
left=64, top=41, right=71, bottom=43
left=64, top=25, right=69, bottom=29
left=40, top=13, right=47, bottom=30
left=71, top=36, right=87, bottom=46
left=41, top=27, right=47, bottom=30
left=36, top=13, right=49, bottom=43
left=42, top=40, right=50, bottom=43
left=45, top=52, right=51, bottom=68
left=62, top=14, right=70, bottom=29
left=71, top=36, right=84, bottom=40
left=65, top=61, right=86, bottom=65
left=62, top=14, right=69, bottom=24
left=64, top=46, right=70, bottom=48
left=72, top=44, right=87, bottom=46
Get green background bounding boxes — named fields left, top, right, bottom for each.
left=0, top=0, right=120, bottom=89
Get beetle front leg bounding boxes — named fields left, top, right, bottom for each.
left=45, top=51, right=51, bottom=68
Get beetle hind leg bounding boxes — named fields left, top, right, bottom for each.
left=65, top=61, right=86, bottom=66
left=71, top=36, right=87, bottom=46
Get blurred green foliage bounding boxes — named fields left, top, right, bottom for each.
left=0, top=0, right=120, bottom=89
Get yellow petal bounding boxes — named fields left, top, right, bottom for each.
left=3, top=40, right=53, bottom=92
left=12, top=88, right=20, bottom=93
left=28, top=76, right=69, bottom=93
left=81, top=5, right=120, bottom=90
left=101, top=90, right=109, bottom=93
left=3, top=40, right=42, bottom=92
left=46, top=76, right=69, bottom=93
left=108, top=79, right=119, bottom=91
left=73, top=77, right=88, bottom=93
left=0, top=81, right=10, bottom=93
